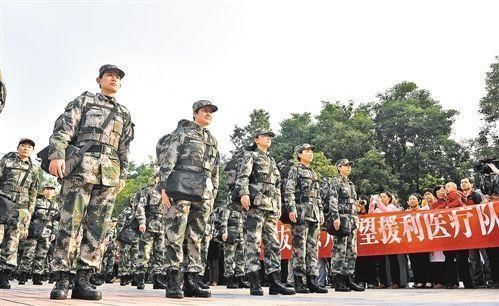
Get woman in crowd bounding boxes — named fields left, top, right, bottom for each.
left=354, top=195, right=378, bottom=289
left=405, top=194, right=431, bottom=288
left=370, top=192, right=403, bottom=289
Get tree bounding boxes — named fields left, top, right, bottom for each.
left=230, top=109, right=271, bottom=151
left=272, top=112, right=315, bottom=162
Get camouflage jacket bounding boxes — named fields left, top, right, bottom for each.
left=284, top=163, right=323, bottom=222
left=136, top=185, right=165, bottom=233
left=48, top=92, right=134, bottom=186
left=117, top=206, right=136, bottom=233
left=31, top=196, right=60, bottom=237
left=157, top=119, right=220, bottom=200
left=104, top=225, right=118, bottom=251
left=325, top=175, right=357, bottom=221
left=0, top=152, right=39, bottom=212
left=236, top=149, right=281, bottom=212
left=0, top=78, right=5, bottom=114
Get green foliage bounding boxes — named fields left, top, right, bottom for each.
left=113, top=159, right=156, bottom=217
left=230, top=109, right=271, bottom=151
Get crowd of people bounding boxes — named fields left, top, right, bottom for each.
left=0, top=65, right=498, bottom=302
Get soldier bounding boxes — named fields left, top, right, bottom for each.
left=116, top=196, right=142, bottom=286
left=156, top=100, right=220, bottom=299
left=18, top=184, right=60, bottom=285
left=135, top=174, right=168, bottom=290
left=0, top=70, right=6, bottom=114
left=47, top=65, right=134, bottom=300
left=326, top=159, right=364, bottom=292
left=0, top=138, right=39, bottom=289
left=284, top=144, right=328, bottom=294
left=235, top=130, right=295, bottom=296
left=220, top=150, right=249, bottom=289
left=101, top=218, right=117, bottom=283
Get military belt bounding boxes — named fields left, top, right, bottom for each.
left=86, top=144, right=118, bottom=156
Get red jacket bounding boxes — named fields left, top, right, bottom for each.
left=432, top=198, right=447, bottom=210
left=446, top=190, right=465, bottom=208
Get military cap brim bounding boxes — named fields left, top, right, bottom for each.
left=18, top=138, right=35, bottom=147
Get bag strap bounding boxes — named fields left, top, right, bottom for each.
left=19, top=161, right=33, bottom=187
left=77, top=103, right=119, bottom=155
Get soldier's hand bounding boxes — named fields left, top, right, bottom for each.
left=319, top=215, right=324, bottom=225
left=333, top=219, right=340, bottom=230
left=222, top=232, right=228, bottom=242
left=49, top=159, right=66, bottom=178
left=289, top=212, right=297, bottom=223
left=161, top=189, right=172, bottom=208
left=118, top=180, right=126, bottom=192
left=241, top=195, right=250, bottom=210
left=138, top=224, right=146, bottom=233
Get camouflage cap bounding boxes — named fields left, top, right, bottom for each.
left=111, top=217, right=118, bottom=222
left=192, top=100, right=218, bottom=113
left=42, top=184, right=56, bottom=190
left=18, top=138, right=35, bottom=147
left=253, top=129, right=275, bottom=138
left=99, top=64, right=125, bottom=79
left=294, top=143, right=316, bottom=155
left=336, top=158, right=354, bottom=167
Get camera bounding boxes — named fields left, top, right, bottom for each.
left=474, top=158, right=499, bottom=174
left=474, top=158, right=499, bottom=196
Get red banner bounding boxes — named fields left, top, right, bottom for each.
left=269, top=201, right=499, bottom=260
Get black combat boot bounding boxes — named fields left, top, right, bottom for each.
left=131, top=273, right=137, bottom=286
left=183, top=272, right=211, bottom=298
left=346, top=275, right=365, bottom=292
left=247, top=271, right=263, bottom=296
left=294, top=275, right=310, bottom=293
left=306, top=274, right=328, bottom=293
left=0, top=269, right=12, bottom=289
left=269, top=271, right=296, bottom=295
left=50, top=271, right=70, bottom=300
left=136, top=273, right=145, bottom=290
left=152, top=273, right=167, bottom=289
left=165, top=270, right=184, bottom=299
left=197, top=276, right=210, bottom=289
left=17, top=271, right=29, bottom=285
left=48, top=272, right=55, bottom=284
left=71, top=269, right=102, bottom=300
left=90, top=273, right=104, bottom=286
left=335, top=274, right=351, bottom=292
left=237, top=275, right=250, bottom=288
left=33, top=273, right=44, bottom=285
left=226, top=275, right=238, bottom=289
left=120, top=274, right=129, bottom=286
left=105, top=273, right=114, bottom=283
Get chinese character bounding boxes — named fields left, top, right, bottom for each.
left=400, top=213, right=425, bottom=242
left=449, top=207, right=473, bottom=238
left=358, top=217, right=379, bottom=245
left=423, top=213, right=451, bottom=240
left=378, top=215, right=401, bottom=244
left=475, top=203, right=499, bottom=236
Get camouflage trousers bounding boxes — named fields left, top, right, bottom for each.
left=164, top=199, right=212, bottom=273
left=291, top=221, right=320, bottom=277
left=44, top=243, right=55, bottom=274
left=0, top=209, right=30, bottom=270
left=223, top=240, right=246, bottom=277
left=137, top=230, right=165, bottom=275
left=244, top=208, right=280, bottom=274
left=18, top=236, right=51, bottom=274
left=118, top=238, right=139, bottom=276
left=101, top=244, right=116, bottom=275
left=331, top=216, right=358, bottom=276
left=51, top=178, right=118, bottom=272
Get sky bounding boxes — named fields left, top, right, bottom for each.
left=0, top=0, right=498, bottom=163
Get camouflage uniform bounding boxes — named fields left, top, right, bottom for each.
left=0, top=152, right=39, bottom=271
left=157, top=119, right=219, bottom=274
left=18, top=196, right=60, bottom=275
left=49, top=91, right=134, bottom=273
left=100, top=222, right=117, bottom=278
left=0, top=73, right=5, bottom=114
left=236, top=148, right=281, bottom=275
left=325, top=176, right=358, bottom=276
left=284, top=163, right=323, bottom=277
left=116, top=206, right=140, bottom=278
left=136, top=185, right=166, bottom=276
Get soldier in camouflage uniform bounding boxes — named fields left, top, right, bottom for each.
left=18, top=184, right=60, bottom=285
left=0, top=70, right=6, bottom=115
left=135, top=175, right=168, bottom=290
left=157, top=100, right=219, bottom=299
left=0, top=138, right=39, bottom=289
left=101, top=218, right=117, bottom=283
left=235, top=130, right=295, bottom=296
left=284, top=144, right=328, bottom=294
left=116, top=195, right=142, bottom=286
left=220, top=150, right=249, bottom=289
left=325, top=159, right=364, bottom=292
left=47, top=65, right=134, bottom=300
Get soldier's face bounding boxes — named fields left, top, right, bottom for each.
left=194, top=107, right=214, bottom=127
left=97, top=71, right=121, bottom=95
left=338, top=164, right=351, bottom=177
left=299, top=149, right=313, bottom=164
left=255, top=135, right=272, bottom=149
left=43, top=188, right=55, bottom=199
left=17, top=143, right=33, bottom=158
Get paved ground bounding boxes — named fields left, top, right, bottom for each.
left=0, top=283, right=498, bottom=306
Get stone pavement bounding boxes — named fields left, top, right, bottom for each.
left=0, top=283, right=498, bottom=306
